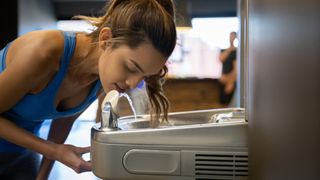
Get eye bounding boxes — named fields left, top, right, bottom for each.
left=125, top=63, right=137, bottom=73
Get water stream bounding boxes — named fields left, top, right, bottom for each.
left=120, top=93, right=137, bottom=121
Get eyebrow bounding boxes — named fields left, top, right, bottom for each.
left=129, top=59, right=145, bottom=74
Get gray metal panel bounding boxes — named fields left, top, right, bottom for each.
left=91, top=142, right=247, bottom=180
left=247, top=0, right=320, bottom=179
left=237, top=0, right=249, bottom=109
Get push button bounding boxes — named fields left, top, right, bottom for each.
left=123, top=149, right=180, bottom=175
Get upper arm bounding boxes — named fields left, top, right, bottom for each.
left=0, top=30, right=64, bottom=113
left=219, top=49, right=227, bottom=62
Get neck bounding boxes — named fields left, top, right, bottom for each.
left=68, top=33, right=100, bottom=87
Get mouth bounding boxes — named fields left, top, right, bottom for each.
left=114, top=83, right=126, bottom=93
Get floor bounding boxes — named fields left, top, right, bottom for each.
left=39, top=101, right=101, bottom=180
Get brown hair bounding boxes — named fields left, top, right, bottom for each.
left=74, top=0, right=177, bottom=125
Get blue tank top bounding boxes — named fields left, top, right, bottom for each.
left=0, top=31, right=101, bottom=152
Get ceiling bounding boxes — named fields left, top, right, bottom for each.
left=53, top=0, right=237, bottom=20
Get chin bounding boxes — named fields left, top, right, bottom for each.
left=101, top=83, right=113, bottom=94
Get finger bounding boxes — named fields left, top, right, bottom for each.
left=80, top=160, right=92, bottom=172
left=78, top=146, right=91, bottom=154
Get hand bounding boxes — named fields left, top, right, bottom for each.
left=219, top=74, right=236, bottom=94
left=53, top=144, right=91, bottom=173
left=224, top=80, right=235, bottom=94
left=229, top=45, right=236, bottom=51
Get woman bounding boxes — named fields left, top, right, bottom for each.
left=0, top=0, right=177, bottom=179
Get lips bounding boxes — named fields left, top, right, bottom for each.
left=115, top=83, right=126, bottom=93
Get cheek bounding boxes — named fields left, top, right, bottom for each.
left=98, top=55, right=115, bottom=91
left=98, top=58, right=109, bottom=92
left=98, top=56, right=127, bottom=92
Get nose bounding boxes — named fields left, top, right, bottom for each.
left=126, top=75, right=144, bottom=89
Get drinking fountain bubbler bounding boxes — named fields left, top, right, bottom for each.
left=100, top=90, right=137, bottom=130
left=100, top=90, right=120, bottom=130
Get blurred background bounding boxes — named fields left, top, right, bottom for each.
left=0, top=0, right=240, bottom=179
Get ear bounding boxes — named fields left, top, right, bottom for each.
left=98, top=27, right=112, bottom=50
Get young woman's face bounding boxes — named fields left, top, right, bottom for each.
left=98, top=42, right=166, bottom=94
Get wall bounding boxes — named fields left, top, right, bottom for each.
left=18, top=0, right=56, bottom=36
left=248, top=0, right=320, bottom=179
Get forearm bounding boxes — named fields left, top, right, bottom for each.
left=37, top=115, right=80, bottom=179
left=219, top=48, right=234, bottom=63
left=219, top=49, right=231, bottom=63
left=0, top=116, right=55, bottom=158
left=47, top=115, right=79, bottom=144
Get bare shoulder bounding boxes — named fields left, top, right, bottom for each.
left=5, top=30, right=66, bottom=81
left=0, top=30, right=66, bottom=112
left=7, top=30, right=64, bottom=66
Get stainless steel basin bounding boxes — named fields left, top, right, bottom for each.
left=91, top=108, right=248, bottom=180
left=118, top=107, right=245, bottom=130
left=118, top=115, right=212, bottom=130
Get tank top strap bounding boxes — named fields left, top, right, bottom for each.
left=45, top=31, right=77, bottom=92
left=0, top=43, right=12, bottom=71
